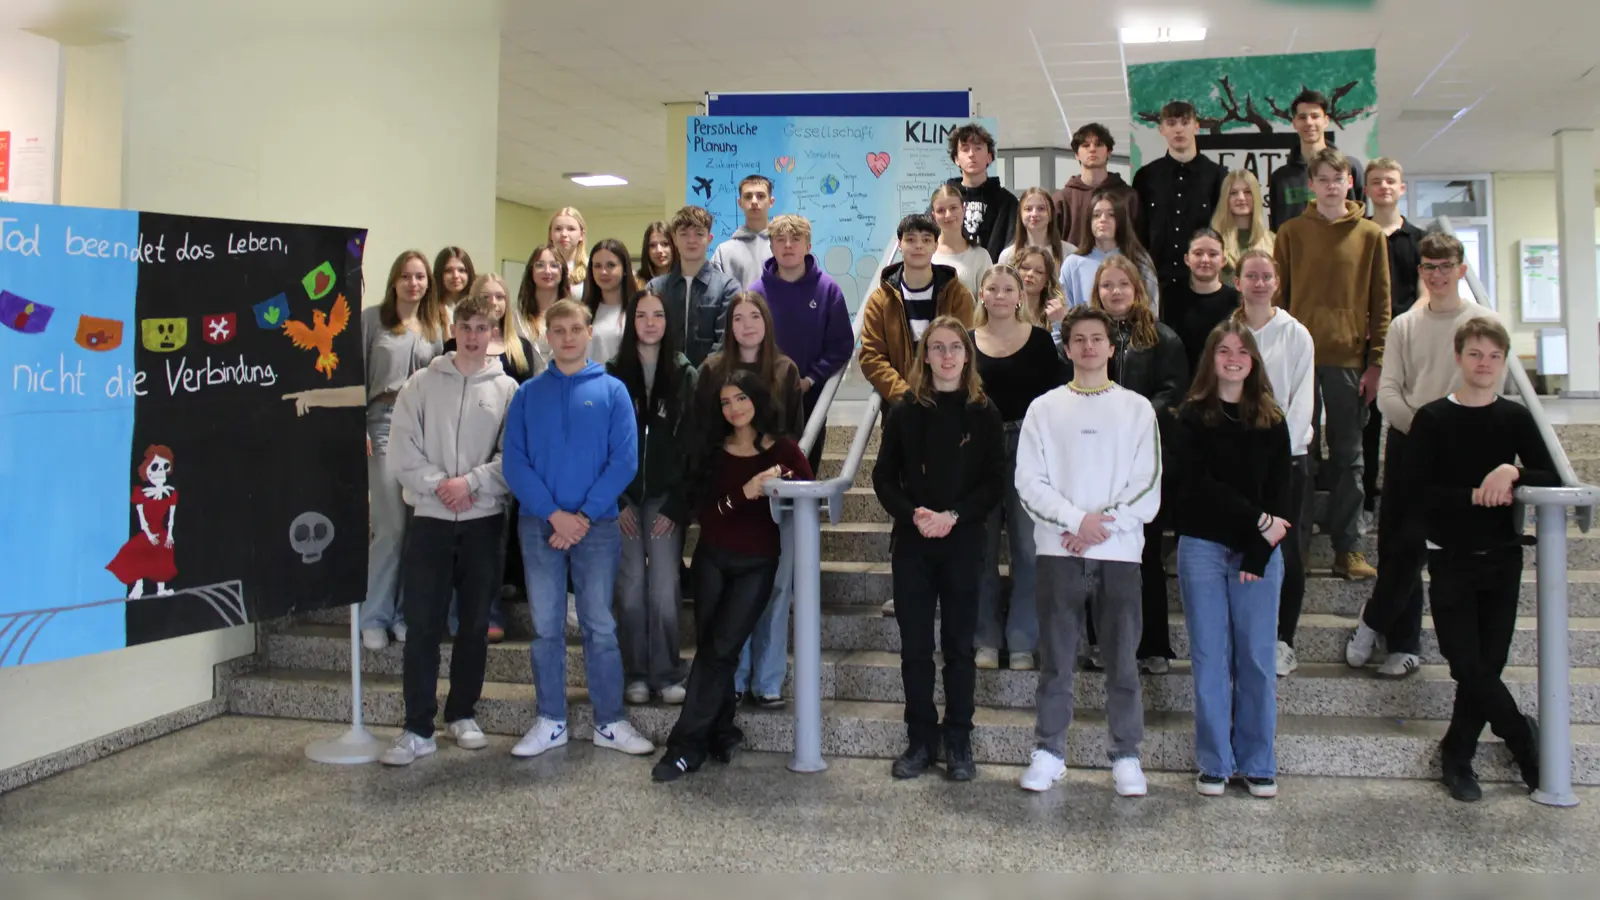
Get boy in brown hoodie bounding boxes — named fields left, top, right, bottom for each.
left=1273, top=147, right=1391, bottom=581
left=860, top=214, right=976, bottom=401
left=1052, top=123, right=1138, bottom=252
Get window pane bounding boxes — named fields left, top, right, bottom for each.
left=1412, top=178, right=1489, bottom=219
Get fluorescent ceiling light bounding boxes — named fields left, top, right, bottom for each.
left=1120, top=26, right=1206, bottom=44
left=568, top=174, right=628, bottom=187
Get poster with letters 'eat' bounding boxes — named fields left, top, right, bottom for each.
left=0, top=203, right=368, bottom=667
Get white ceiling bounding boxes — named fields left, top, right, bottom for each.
left=499, top=0, right=1600, bottom=210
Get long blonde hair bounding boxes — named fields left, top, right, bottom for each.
left=1013, top=245, right=1064, bottom=325
left=1090, top=254, right=1161, bottom=351
left=973, top=264, right=1035, bottom=328
left=467, top=273, right=530, bottom=375
left=908, top=316, right=985, bottom=406
left=930, top=184, right=969, bottom=249
left=1210, top=170, right=1275, bottom=277
left=379, top=249, right=449, bottom=342
left=549, top=207, right=589, bottom=287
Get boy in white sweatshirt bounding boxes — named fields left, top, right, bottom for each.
left=1348, top=231, right=1492, bottom=679
left=380, top=293, right=519, bottom=767
left=1015, top=305, right=1162, bottom=797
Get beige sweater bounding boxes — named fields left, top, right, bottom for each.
left=1377, top=297, right=1492, bottom=434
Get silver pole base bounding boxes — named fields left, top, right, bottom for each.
left=1531, top=788, right=1580, bottom=808
left=305, top=727, right=386, bottom=765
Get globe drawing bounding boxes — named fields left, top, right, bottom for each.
left=819, top=174, right=841, bottom=195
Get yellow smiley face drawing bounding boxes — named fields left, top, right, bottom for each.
left=141, top=317, right=188, bottom=352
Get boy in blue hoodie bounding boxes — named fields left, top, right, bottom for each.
left=503, top=299, right=655, bottom=760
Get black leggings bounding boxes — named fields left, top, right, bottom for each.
left=1278, top=455, right=1313, bottom=646
left=666, top=545, right=779, bottom=759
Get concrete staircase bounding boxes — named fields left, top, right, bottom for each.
left=234, top=423, right=1600, bottom=784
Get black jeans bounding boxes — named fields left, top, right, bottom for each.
left=1360, top=428, right=1426, bottom=654
left=1363, top=399, right=1383, bottom=511
left=1429, top=546, right=1535, bottom=763
left=667, top=545, right=779, bottom=758
left=892, top=533, right=982, bottom=748
left=400, top=514, right=505, bottom=738
left=1279, top=455, right=1314, bottom=646
left=1137, top=520, right=1174, bottom=659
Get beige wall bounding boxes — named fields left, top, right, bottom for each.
left=57, top=42, right=123, bottom=208
left=1492, top=171, right=1600, bottom=357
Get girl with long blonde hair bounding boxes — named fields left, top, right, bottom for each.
left=548, top=207, right=589, bottom=294
left=1210, top=169, right=1275, bottom=286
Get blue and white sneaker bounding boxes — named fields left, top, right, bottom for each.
left=593, top=719, right=655, bottom=755
left=511, top=717, right=568, bottom=758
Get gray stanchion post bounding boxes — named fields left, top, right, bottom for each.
left=1533, top=503, right=1578, bottom=807
left=789, top=495, right=827, bottom=773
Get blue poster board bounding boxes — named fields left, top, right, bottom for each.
left=686, top=116, right=997, bottom=310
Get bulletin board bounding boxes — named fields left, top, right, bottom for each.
left=1519, top=239, right=1600, bottom=323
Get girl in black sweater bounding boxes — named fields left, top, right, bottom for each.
left=1172, top=320, right=1293, bottom=799
left=872, top=315, right=1005, bottom=782
left=970, top=265, right=1068, bottom=672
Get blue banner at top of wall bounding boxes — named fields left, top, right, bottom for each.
left=704, top=90, right=971, bottom=118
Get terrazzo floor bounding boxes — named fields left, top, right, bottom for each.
left=1, top=716, right=1597, bottom=872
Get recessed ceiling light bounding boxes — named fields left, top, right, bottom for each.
left=1120, top=26, right=1206, bottom=44
left=567, top=173, right=628, bottom=187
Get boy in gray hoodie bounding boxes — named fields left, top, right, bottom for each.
left=709, top=174, right=774, bottom=289
left=380, top=293, right=519, bottom=766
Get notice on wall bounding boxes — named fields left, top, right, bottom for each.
left=685, top=116, right=997, bottom=310
left=1127, top=50, right=1378, bottom=196
left=0, top=131, right=10, bottom=193
left=0, top=204, right=369, bottom=667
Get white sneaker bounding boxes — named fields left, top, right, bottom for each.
left=1112, top=757, right=1148, bottom=797
left=1345, top=621, right=1380, bottom=667
left=975, top=647, right=1000, bottom=670
left=1009, top=651, right=1036, bottom=671
left=1019, top=748, right=1067, bottom=792
left=660, top=683, right=687, bottom=705
left=391, top=622, right=408, bottom=643
left=1376, top=652, right=1420, bottom=679
left=593, top=719, right=655, bottom=755
left=511, top=717, right=568, bottom=758
left=446, top=718, right=488, bottom=750
left=1138, top=656, right=1170, bottom=675
left=361, top=628, right=389, bottom=651
left=379, top=730, right=436, bottom=766
left=566, top=595, right=579, bottom=632
left=1085, top=645, right=1104, bottom=670
left=1276, top=641, right=1299, bottom=677
left=624, top=680, right=650, bottom=705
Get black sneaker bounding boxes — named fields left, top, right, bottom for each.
left=1196, top=773, right=1227, bottom=796
left=891, top=743, right=934, bottom=780
left=944, top=732, right=977, bottom=782
left=753, top=694, right=786, bottom=710
left=651, top=751, right=703, bottom=783
left=1441, top=758, right=1482, bottom=802
left=1514, top=714, right=1541, bottom=791
left=709, top=728, right=744, bottom=765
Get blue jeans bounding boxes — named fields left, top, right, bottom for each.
left=361, top=404, right=408, bottom=631
left=734, top=529, right=792, bottom=697
left=520, top=515, right=624, bottom=727
left=1177, top=536, right=1283, bottom=780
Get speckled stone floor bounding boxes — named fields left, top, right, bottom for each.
left=1, top=715, right=1597, bottom=872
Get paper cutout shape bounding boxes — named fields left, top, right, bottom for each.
left=74, top=314, right=124, bottom=351
left=0, top=290, right=54, bottom=334
left=288, top=511, right=335, bottom=563
left=283, top=294, right=351, bottom=379
left=253, top=293, right=290, bottom=329
left=303, top=262, right=336, bottom=300
left=774, top=155, right=795, bottom=174
left=141, top=318, right=188, bottom=353
left=347, top=232, right=366, bottom=260
left=203, top=313, right=237, bottom=344
left=866, top=152, right=891, bottom=178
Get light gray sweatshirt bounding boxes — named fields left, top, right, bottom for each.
left=387, top=354, right=519, bottom=521
left=709, top=225, right=771, bottom=290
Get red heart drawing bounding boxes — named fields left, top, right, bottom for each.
left=314, top=271, right=331, bottom=295
left=866, top=152, right=891, bottom=178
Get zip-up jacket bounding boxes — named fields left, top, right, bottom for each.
left=1243, top=308, right=1316, bottom=456
left=858, top=261, right=974, bottom=401
left=607, top=353, right=698, bottom=527
left=503, top=360, right=638, bottom=523
left=1015, top=381, right=1162, bottom=563
left=387, top=354, right=518, bottom=521
left=647, top=264, right=741, bottom=367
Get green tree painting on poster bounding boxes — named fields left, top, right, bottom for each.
left=1126, top=49, right=1377, bottom=183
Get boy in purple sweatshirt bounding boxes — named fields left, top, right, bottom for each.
left=749, top=214, right=855, bottom=471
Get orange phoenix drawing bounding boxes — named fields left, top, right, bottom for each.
left=282, top=294, right=351, bottom=378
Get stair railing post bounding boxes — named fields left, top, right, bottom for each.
left=789, top=494, right=827, bottom=773
left=1532, top=501, right=1578, bottom=807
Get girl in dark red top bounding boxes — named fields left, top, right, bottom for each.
left=106, top=444, right=179, bottom=599
left=652, top=369, right=811, bottom=782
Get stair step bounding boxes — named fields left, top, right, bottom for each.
left=263, top=625, right=1600, bottom=724
left=228, top=667, right=1600, bottom=784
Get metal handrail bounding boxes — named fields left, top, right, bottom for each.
left=1437, top=215, right=1600, bottom=807
left=770, top=235, right=901, bottom=772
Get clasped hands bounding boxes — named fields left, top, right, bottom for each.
left=912, top=507, right=958, bottom=539
left=435, top=476, right=474, bottom=513
left=1058, top=510, right=1115, bottom=555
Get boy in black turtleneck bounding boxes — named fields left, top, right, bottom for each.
left=872, top=317, right=1004, bottom=783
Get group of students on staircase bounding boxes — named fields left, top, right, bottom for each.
left=357, top=110, right=1554, bottom=802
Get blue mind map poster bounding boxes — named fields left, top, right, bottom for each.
left=685, top=116, right=998, bottom=309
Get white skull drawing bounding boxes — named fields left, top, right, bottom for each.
left=288, top=512, right=335, bottom=563
left=146, top=455, right=171, bottom=487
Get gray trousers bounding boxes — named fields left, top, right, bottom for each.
left=1034, top=555, right=1144, bottom=761
left=1313, top=365, right=1367, bottom=554
left=615, top=496, right=686, bottom=689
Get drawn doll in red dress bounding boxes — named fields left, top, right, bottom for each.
left=106, top=444, right=178, bottom=599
